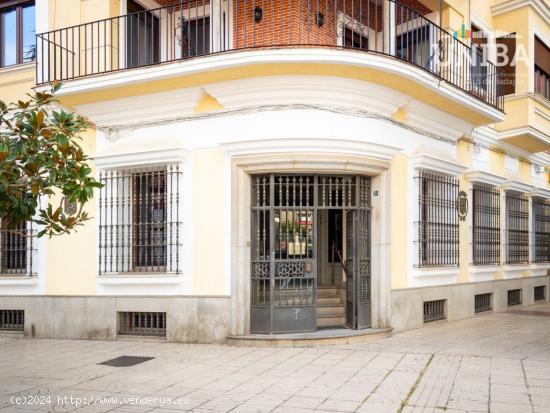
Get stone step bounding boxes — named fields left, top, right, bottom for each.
left=317, top=287, right=339, bottom=298
left=316, top=306, right=345, bottom=316
left=317, top=316, right=346, bottom=328
left=317, top=296, right=342, bottom=305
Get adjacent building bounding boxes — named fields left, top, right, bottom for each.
left=0, top=0, right=549, bottom=343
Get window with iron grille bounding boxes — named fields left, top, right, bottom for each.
left=0, top=221, right=35, bottom=275
left=533, top=198, right=550, bottom=263
left=507, top=289, right=522, bottom=306
left=0, top=310, right=24, bottom=331
left=118, top=312, right=166, bottom=337
left=534, top=286, right=546, bottom=301
left=505, top=192, right=529, bottom=264
left=415, top=170, right=459, bottom=267
left=474, top=293, right=492, bottom=313
left=472, top=183, right=500, bottom=265
left=423, top=299, right=446, bottom=323
left=98, top=165, right=182, bottom=274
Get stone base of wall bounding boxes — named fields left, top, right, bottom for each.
left=0, top=296, right=231, bottom=343
left=391, top=276, right=550, bottom=332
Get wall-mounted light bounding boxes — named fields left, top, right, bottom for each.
left=316, top=12, right=324, bottom=28
left=254, top=6, right=263, bottom=23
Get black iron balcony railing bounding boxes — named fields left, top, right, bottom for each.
left=36, top=0, right=503, bottom=110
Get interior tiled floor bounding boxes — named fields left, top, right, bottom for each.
left=1, top=303, right=550, bottom=413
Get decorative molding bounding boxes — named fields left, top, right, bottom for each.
left=93, top=147, right=188, bottom=169
left=531, top=187, right=550, bottom=199
left=498, top=126, right=550, bottom=146
left=409, top=153, right=468, bottom=176
left=464, top=170, right=508, bottom=186
left=48, top=48, right=504, bottom=122
left=0, top=276, right=39, bottom=287
left=501, top=179, right=535, bottom=193
left=491, top=0, right=550, bottom=23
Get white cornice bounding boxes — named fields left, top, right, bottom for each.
left=501, top=179, right=535, bottom=193
left=464, top=170, right=508, bottom=186
left=531, top=187, right=550, bottom=199
left=492, top=0, right=550, bottom=23
left=93, top=147, right=188, bottom=169
left=409, top=154, right=468, bottom=176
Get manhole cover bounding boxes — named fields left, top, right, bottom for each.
left=99, top=356, right=154, bottom=367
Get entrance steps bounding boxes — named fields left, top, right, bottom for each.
left=317, top=286, right=345, bottom=328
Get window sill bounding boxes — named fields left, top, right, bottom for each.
left=411, top=267, right=459, bottom=287
left=529, top=263, right=550, bottom=276
left=98, top=274, right=182, bottom=286
left=469, top=265, right=500, bottom=281
left=0, top=61, right=35, bottom=75
left=0, top=275, right=38, bottom=286
left=502, top=264, right=529, bottom=279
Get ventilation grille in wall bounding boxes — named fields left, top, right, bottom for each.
left=534, top=286, right=546, bottom=302
left=474, top=293, right=493, bottom=313
left=423, top=300, right=446, bottom=323
left=507, top=289, right=522, bottom=306
left=0, top=310, right=24, bottom=331
left=118, top=312, right=166, bottom=337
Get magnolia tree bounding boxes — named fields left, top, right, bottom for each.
left=0, top=83, right=102, bottom=237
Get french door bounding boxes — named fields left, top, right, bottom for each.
left=251, top=174, right=371, bottom=334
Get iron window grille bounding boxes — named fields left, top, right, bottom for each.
left=507, top=289, right=522, bottom=306
left=0, top=310, right=24, bottom=331
left=533, top=197, right=550, bottom=263
left=534, top=286, right=546, bottom=302
left=118, top=312, right=166, bottom=336
left=472, top=183, right=500, bottom=265
left=414, top=170, right=459, bottom=267
left=505, top=191, right=529, bottom=264
left=423, top=299, right=446, bottom=323
left=0, top=221, right=36, bottom=276
left=474, top=293, right=492, bottom=313
left=98, top=165, right=182, bottom=274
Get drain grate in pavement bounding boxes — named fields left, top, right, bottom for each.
left=99, top=356, right=154, bottom=367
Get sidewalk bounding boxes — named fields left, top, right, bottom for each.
left=1, top=303, right=549, bottom=413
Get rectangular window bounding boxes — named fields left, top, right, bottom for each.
left=470, top=24, right=488, bottom=92
left=496, top=33, right=516, bottom=96
left=507, top=289, right=522, bottom=306
left=118, top=312, right=166, bottom=337
left=423, top=299, right=446, bottom=323
left=474, top=293, right=492, bottom=313
left=534, top=286, right=546, bottom=302
left=0, top=221, right=34, bottom=275
left=98, top=165, right=182, bottom=274
left=472, top=183, right=500, bottom=265
left=533, top=197, right=550, bottom=263
left=505, top=191, right=529, bottom=264
left=344, top=28, right=368, bottom=51
left=535, top=36, right=550, bottom=100
left=415, top=170, right=459, bottom=267
left=0, top=1, right=35, bottom=67
left=126, top=0, right=160, bottom=68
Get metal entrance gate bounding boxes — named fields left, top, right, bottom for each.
left=251, top=174, right=371, bottom=334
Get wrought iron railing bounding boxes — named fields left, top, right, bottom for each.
left=0, top=223, right=36, bottom=276
left=98, top=165, right=182, bottom=274
left=474, top=293, right=492, bottom=313
left=472, top=183, right=500, bottom=265
left=414, top=170, right=459, bottom=268
left=35, top=0, right=503, bottom=110
left=505, top=191, right=529, bottom=264
left=533, top=197, right=550, bottom=263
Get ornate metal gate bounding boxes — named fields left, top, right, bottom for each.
left=251, top=174, right=371, bottom=334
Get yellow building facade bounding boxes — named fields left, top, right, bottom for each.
left=0, top=0, right=549, bottom=342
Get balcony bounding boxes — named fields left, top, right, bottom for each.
left=35, top=0, right=504, bottom=112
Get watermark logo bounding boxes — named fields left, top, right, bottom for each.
left=453, top=24, right=472, bottom=40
